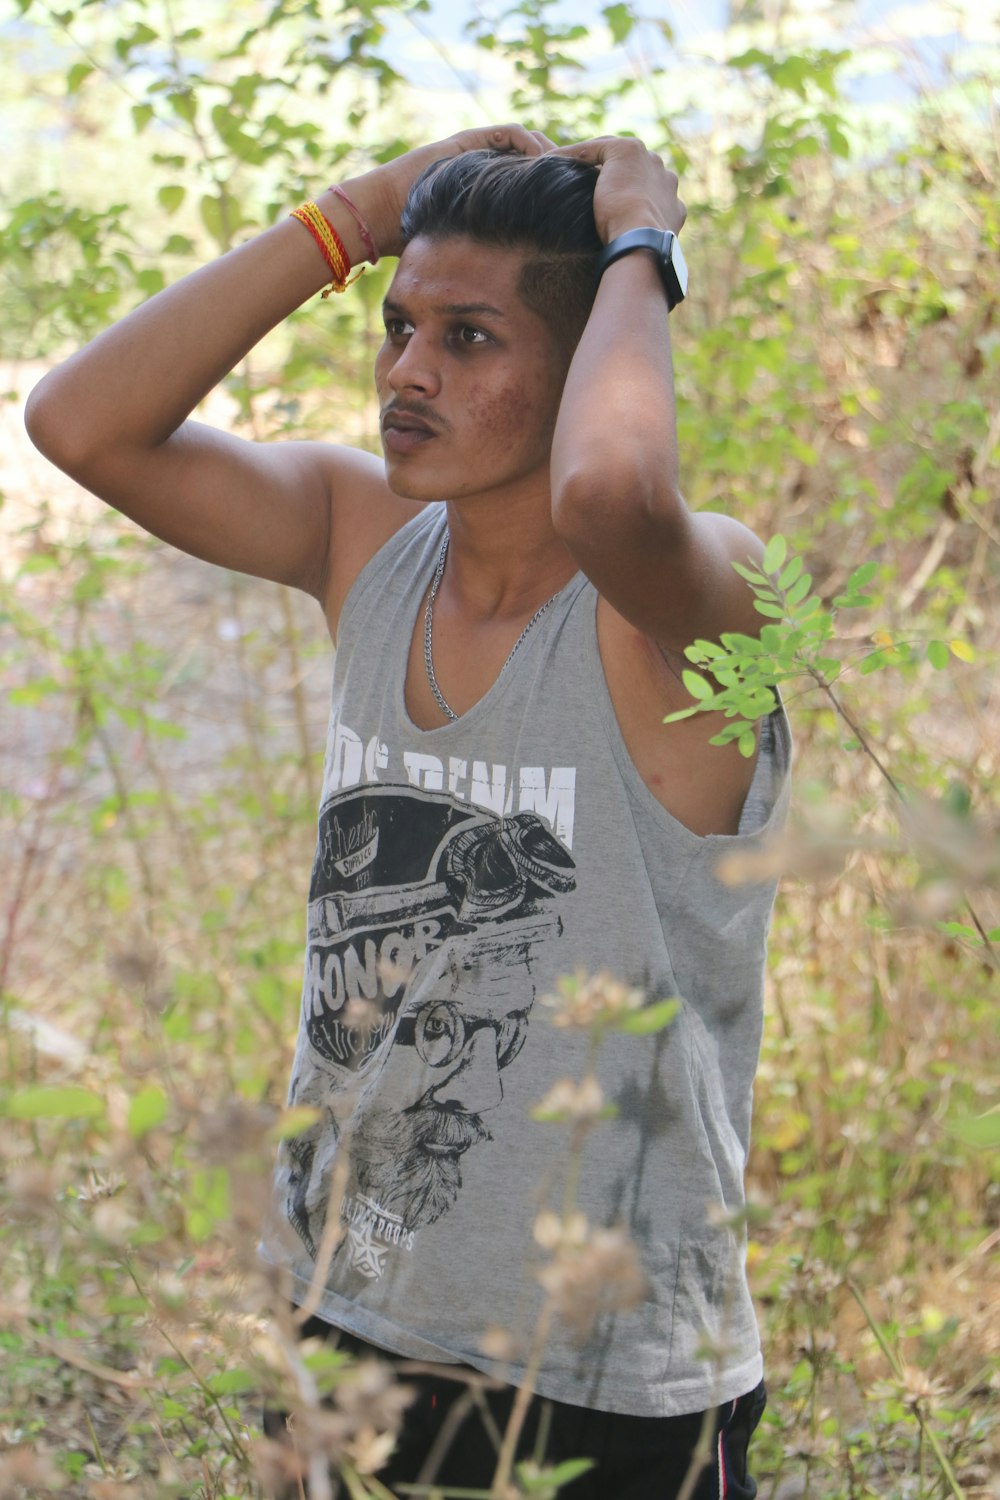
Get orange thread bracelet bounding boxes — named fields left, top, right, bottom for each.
left=290, top=201, right=363, bottom=297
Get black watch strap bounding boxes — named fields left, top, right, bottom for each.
left=596, top=227, right=687, bottom=311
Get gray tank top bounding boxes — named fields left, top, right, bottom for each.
left=261, top=503, right=791, bottom=1417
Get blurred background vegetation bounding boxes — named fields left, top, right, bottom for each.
left=1, top=0, right=998, bottom=1495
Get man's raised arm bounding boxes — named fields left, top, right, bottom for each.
left=25, top=126, right=545, bottom=612
left=548, top=136, right=764, bottom=650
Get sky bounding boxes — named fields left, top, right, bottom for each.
left=374, top=0, right=999, bottom=118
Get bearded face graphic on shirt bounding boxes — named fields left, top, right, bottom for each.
left=281, top=792, right=575, bottom=1263
left=345, top=954, right=530, bottom=1225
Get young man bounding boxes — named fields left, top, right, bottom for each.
left=26, top=126, right=790, bottom=1498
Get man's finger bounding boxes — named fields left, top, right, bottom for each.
left=548, top=136, right=621, bottom=162
left=471, top=125, right=546, bottom=156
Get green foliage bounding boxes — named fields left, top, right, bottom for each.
left=665, top=540, right=886, bottom=753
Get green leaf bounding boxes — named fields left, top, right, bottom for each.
left=66, top=62, right=94, bottom=93
left=950, top=1114, right=1000, bottom=1149
left=207, top=1369, right=257, bottom=1396
left=158, top=184, right=186, bottom=215
left=4, top=1085, right=105, bottom=1121
left=200, top=194, right=225, bottom=245
left=9, top=676, right=62, bottom=706
left=169, top=89, right=197, bottom=124
left=927, top=640, right=949, bottom=670
left=847, top=561, right=878, bottom=590
left=753, top=601, right=786, bottom=619
left=164, top=233, right=195, bottom=255
left=738, top=729, right=757, bottom=757
left=602, top=3, right=634, bottom=43
left=763, top=535, right=787, bottom=574
left=127, top=1085, right=168, bottom=1138
left=778, top=556, right=803, bottom=589
left=270, top=1106, right=321, bottom=1141
left=618, top=998, right=680, bottom=1035
left=784, top=573, right=812, bottom=607
left=517, top=1457, right=596, bottom=1491
left=136, top=268, right=165, bottom=297
left=682, top=670, right=714, bottom=700
left=131, top=104, right=154, bottom=133
left=729, top=48, right=772, bottom=70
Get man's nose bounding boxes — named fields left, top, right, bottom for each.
left=386, top=333, right=441, bottom=397
left=432, top=1031, right=502, bottom=1113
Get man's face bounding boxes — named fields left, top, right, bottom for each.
left=348, top=971, right=530, bottom=1228
left=374, top=234, right=572, bottom=505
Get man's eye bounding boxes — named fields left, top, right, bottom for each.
left=384, top=318, right=412, bottom=339
left=456, top=326, right=489, bottom=345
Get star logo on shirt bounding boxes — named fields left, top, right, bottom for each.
left=347, top=1219, right=388, bottom=1280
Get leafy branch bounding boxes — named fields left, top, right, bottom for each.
left=666, top=535, right=997, bottom=971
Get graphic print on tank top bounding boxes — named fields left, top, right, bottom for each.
left=283, top=782, right=576, bottom=1282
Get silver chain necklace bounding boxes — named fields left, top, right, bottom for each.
left=423, top=530, right=558, bottom=723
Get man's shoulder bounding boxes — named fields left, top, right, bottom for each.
left=310, top=442, right=426, bottom=637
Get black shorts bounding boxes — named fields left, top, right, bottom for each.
left=265, top=1317, right=767, bottom=1499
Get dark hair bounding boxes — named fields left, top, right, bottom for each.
left=400, top=150, right=602, bottom=350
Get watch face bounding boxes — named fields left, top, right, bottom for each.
left=667, top=232, right=689, bottom=300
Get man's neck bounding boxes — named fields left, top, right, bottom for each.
left=441, top=487, right=578, bottom=622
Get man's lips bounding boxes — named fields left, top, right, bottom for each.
left=381, top=408, right=440, bottom=454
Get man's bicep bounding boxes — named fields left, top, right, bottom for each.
left=573, top=507, right=765, bottom=651
left=91, top=422, right=387, bottom=599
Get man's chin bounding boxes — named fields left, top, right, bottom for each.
left=382, top=459, right=473, bottom=505
left=383, top=457, right=436, bottom=501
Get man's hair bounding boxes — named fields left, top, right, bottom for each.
left=400, top=150, right=602, bottom=351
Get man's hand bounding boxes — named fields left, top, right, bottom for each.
left=551, top=136, right=685, bottom=244
left=347, top=126, right=553, bottom=259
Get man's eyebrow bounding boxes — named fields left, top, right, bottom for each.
left=382, top=297, right=507, bottom=320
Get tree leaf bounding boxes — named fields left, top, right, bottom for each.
left=270, top=1106, right=321, bottom=1141
left=682, top=670, right=714, bottom=700
left=763, top=535, right=788, bottom=574
left=157, top=184, right=186, bottom=215
left=618, top=999, right=680, bottom=1035
left=847, top=561, right=878, bottom=590
left=784, top=573, right=812, bottom=607
left=517, top=1457, right=596, bottom=1491
left=66, top=62, right=94, bottom=93
left=927, top=640, right=949, bottom=670
left=949, top=639, right=975, bottom=663
left=5, top=1085, right=106, bottom=1120
left=950, top=1114, right=1000, bottom=1149
left=127, top=1085, right=168, bottom=1137
left=602, top=3, right=634, bottom=44
left=778, top=556, right=803, bottom=589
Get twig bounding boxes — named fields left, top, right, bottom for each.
left=489, top=1300, right=553, bottom=1498
left=846, top=1279, right=968, bottom=1500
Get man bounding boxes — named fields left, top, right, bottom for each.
left=26, top=125, right=790, bottom=1497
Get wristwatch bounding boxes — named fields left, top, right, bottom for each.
left=596, top=228, right=688, bottom=311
